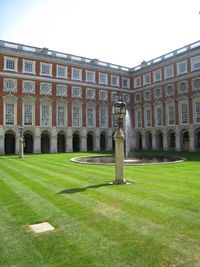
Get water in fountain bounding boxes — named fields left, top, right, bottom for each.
left=124, top=108, right=131, bottom=159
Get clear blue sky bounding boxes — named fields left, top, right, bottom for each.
left=0, top=0, right=199, bottom=67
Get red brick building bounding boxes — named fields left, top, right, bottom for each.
left=0, top=40, right=200, bottom=154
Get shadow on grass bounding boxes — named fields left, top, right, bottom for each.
left=57, top=183, right=112, bottom=194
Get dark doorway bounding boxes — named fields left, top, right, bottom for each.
left=147, top=133, right=152, bottom=150
left=169, top=132, right=175, bottom=149
left=100, top=132, right=106, bottom=151
left=182, top=131, right=189, bottom=150
left=24, top=133, right=33, bottom=153
left=57, top=133, right=65, bottom=153
left=4, top=132, right=15, bottom=155
left=157, top=132, right=163, bottom=150
left=41, top=133, right=50, bottom=153
left=138, top=133, right=142, bottom=149
left=112, top=132, right=115, bottom=152
left=87, top=132, right=93, bottom=152
left=73, top=132, right=80, bottom=152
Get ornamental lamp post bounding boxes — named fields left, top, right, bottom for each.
left=18, top=126, right=24, bottom=158
left=112, top=93, right=127, bottom=184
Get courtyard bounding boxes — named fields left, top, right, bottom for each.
left=0, top=151, right=200, bottom=266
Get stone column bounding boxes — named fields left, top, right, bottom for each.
left=95, top=128, right=100, bottom=152
left=19, top=135, right=24, bottom=158
left=152, top=130, right=156, bottom=150
left=67, top=128, right=73, bottom=152
left=142, top=130, right=147, bottom=150
left=16, top=135, right=20, bottom=155
left=163, top=127, right=168, bottom=151
left=114, top=129, right=126, bottom=184
left=189, top=126, right=195, bottom=152
left=81, top=128, right=87, bottom=152
left=34, top=127, right=41, bottom=154
left=175, top=130, right=181, bottom=151
left=51, top=127, right=57, bottom=153
left=0, top=127, right=4, bottom=155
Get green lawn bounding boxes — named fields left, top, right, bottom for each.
left=0, top=151, right=200, bottom=267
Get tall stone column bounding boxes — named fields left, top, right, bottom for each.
left=152, top=131, right=156, bottom=150
left=51, top=128, right=57, bottom=153
left=114, top=129, right=126, bottom=184
left=175, top=130, right=181, bottom=151
left=16, top=135, right=20, bottom=155
left=34, top=127, right=41, bottom=154
left=67, top=128, right=72, bottom=152
left=189, top=127, right=195, bottom=152
left=95, top=129, right=100, bottom=151
left=142, top=130, right=147, bottom=150
left=81, top=128, right=87, bottom=152
left=163, top=128, right=168, bottom=151
left=0, top=127, right=4, bottom=155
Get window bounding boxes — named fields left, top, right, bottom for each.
left=144, top=90, right=151, bottom=101
left=72, top=106, right=81, bottom=127
left=153, top=69, right=162, bottom=83
left=192, top=78, right=200, bottom=91
left=72, top=68, right=82, bottom=80
left=134, top=76, right=141, bottom=88
left=57, top=106, right=65, bottom=126
left=4, top=79, right=17, bottom=92
left=195, top=102, right=200, bottom=123
left=191, top=56, right=200, bottom=71
left=86, top=88, right=95, bottom=100
left=112, top=115, right=117, bottom=128
left=99, top=73, right=108, bottom=85
left=123, top=94, right=130, bottom=103
left=5, top=103, right=14, bottom=125
left=99, top=107, right=108, bottom=128
left=111, top=75, right=119, bottom=87
left=154, top=88, right=162, bottom=99
left=87, top=107, right=95, bottom=127
left=165, top=85, right=174, bottom=97
left=24, top=104, right=32, bottom=125
left=41, top=105, right=49, bottom=126
left=56, top=65, right=67, bottom=78
left=111, top=92, right=118, bottom=102
left=86, top=70, right=95, bottom=83
left=135, top=110, right=142, bottom=128
left=99, top=90, right=108, bottom=101
left=56, top=85, right=67, bottom=97
left=122, top=77, right=130, bottom=88
left=168, top=105, right=175, bottom=125
left=177, top=60, right=187, bottom=76
left=72, top=87, right=82, bottom=98
left=23, top=60, right=35, bottom=74
left=143, top=73, right=151, bottom=86
left=155, top=107, right=162, bottom=126
left=164, top=65, right=174, bottom=79
left=23, top=81, right=35, bottom=94
left=40, top=63, right=52, bottom=76
left=180, top=103, right=188, bottom=124
left=4, top=56, right=18, bottom=71
left=178, top=82, right=188, bottom=94
left=135, top=93, right=141, bottom=103
left=145, top=109, right=151, bottom=127
left=40, top=83, right=52, bottom=95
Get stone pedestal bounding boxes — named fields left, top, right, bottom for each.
left=114, top=129, right=126, bottom=184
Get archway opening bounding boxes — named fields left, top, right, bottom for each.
left=137, top=133, right=142, bottom=149
left=168, top=131, right=175, bottom=150
left=157, top=132, right=163, bottom=150
left=100, top=132, right=106, bottom=151
left=87, top=132, right=93, bottom=152
left=41, top=132, right=50, bottom=153
left=146, top=132, right=152, bottom=150
left=24, top=132, right=33, bottom=154
left=73, top=132, right=80, bottom=152
left=57, top=133, right=65, bottom=153
left=4, top=132, right=15, bottom=155
left=181, top=131, right=189, bottom=150
left=195, top=130, right=200, bottom=150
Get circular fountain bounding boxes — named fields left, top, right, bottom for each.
left=70, top=155, right=184, bottom=165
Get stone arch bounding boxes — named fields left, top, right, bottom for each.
left=23, top=130, right=33, bottom=154
left=167, top=130, right=176, bottom=150
left=57, top=131, right=66, bottom=153
left=87, top=131, right=94, bottom=152
left=145, top=131, right=152, bottom=150
left=100, top=131, right=107, bottom=151
left=156, top=130, right=163, bottom=150
left=180, top=129, right=189, bottom=151
left=41, top=131, right=50, bottom=153
left=73, top=131, right=80, bottom=152
left=195, top=128, right=200, bottom=151
left=4, top=130, right=15, bottom=155
left=136, top=132, right=142, bottom=150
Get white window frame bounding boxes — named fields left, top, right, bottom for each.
left=177, top=60, right=188, bottom=76
left=191, top=55, right=200, bottom=72
left=40, top=83, right=52, bottom=96
left=4, top=98, right=17, bottom=126
left=145, top=108, right=152, bottom=127
left=135, top=109, right=142, bottom=128
left=143, top=73, right=151, bottom=86
left=164, top=65, right=174, bottom=79
left=153, top=69, right=162, bottom=83
left=72, top=104, right=82, bottom=127
left=72, top=68, right=82, bottom=81
left=57, top=104, right=67, bottom=127
left=99, top=90, right=108, bottom=101
left=193, top=98, right=200, bottom=124
left=4, top=56, right=18, bottom=72
left=56, top=65, right=68, bottom=78
left=99, top=73, right=108, bottom=85
left=122, top=77, right=130, bottom=89
left=179, top=101, right=189, bottom=125
left=99, top=106, right=108, bottom=128
left=72, top=86, right=82, bottom=98
left=22, top=59, right=35, bottom=74
left=134, top=76, right=141, bottom=88
left=86, top=104, right=96, bottom=128
left=56, top=84, right=67, bottom=97
left=166, top=104, right=175, bottom=126
left=111, top=75, right=119, bottom=87
left=40, top=62, right=52, bottom=76
left=4, top=78, right=17, bottom=92
left=23, top=103, right=34, bottom=126
left=86, top=70, right=95, bottom=83
left=23, top=80, right=35, bottom=94
left=155, top=105, right=163, bottom=127
left=40, top=102, right=52, bottom=127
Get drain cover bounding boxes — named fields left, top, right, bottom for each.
left=29, top=222, right=55, bottom=233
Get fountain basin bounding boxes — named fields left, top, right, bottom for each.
left=70, top=155, right=184, bottom=165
